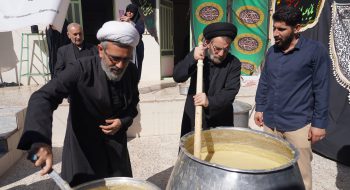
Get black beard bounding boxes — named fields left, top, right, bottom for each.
left=275, top=32, right=295, bottom=50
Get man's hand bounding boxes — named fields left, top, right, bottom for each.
left=100, top=118, right=122, bottom=135
left=254, top=112, right=264, bottom=127
left=193, top=93, right=209, bottom=108
left=29, top=143, right=53, bottom=176
left=308, top=126, right=326, bottom=144
left=193, top=44, right=207, bottom=61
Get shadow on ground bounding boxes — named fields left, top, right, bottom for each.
left=0, top=147, right=62, bottom=188
left=335, top=145, right=350, bottom=190
left=5, top=179, right=59, bottom=190
left=336, top=163, right=350, bottom=190
left=147, top=166, right=173, bottom=189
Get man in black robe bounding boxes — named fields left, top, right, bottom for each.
left=54, top=23, right=98, bottom=77
left=173, top=22, right=241, bottom=137
left=17, top=21, right=140, bottom=187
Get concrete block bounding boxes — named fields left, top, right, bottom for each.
left=0, top=124, right=24, bottom=177
left=0, top=140, right=8, bottom=153
left=7, top=131, right=19, bottom=151
left=15, top=108, right=27, bottom=130
left=141, top=35, right=161, bottom=81
left=7, top=130, right=24, bottom=159
left=0, top=116, right=17, bottom=138
left=0, top=153, right=11, bottom=176
left=0, top=107, right=26, bottom=176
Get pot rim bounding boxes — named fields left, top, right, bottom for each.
left=73, top=177, right=161, bottom=190
left=180, top=127, right=300, bottom=174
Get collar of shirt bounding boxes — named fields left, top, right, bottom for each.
left=72, top=42, right=85, bottom=51
left=274, top=36, right=304, bottom=55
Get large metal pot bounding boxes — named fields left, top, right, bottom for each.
left=166, top=128, right=305, bottom=190
left=74, top=177, right=161, bottom=190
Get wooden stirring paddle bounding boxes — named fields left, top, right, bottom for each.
left=194, top=42, right=204, bottom=159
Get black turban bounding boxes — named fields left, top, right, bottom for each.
left=203, top=22, right=237, bottom=40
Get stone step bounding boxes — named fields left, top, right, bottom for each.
left=0, top=139, right=8, bottom=154
left=0, top=116, right=17, bottom=155
left=0, top=107, right=26, bottom=177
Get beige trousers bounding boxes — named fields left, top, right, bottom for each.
left=264, top=124, right=312, bottom=190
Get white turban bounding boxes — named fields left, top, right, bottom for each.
left=96, top=21, right=140, bottom=48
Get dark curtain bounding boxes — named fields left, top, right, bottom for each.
left=81, top=0, right=114, bottom=45
left=302, top=0, right=350, bottom=166
left=46, top=20, right=70, bottom=78
left=173, top=0, right=190, bottom=64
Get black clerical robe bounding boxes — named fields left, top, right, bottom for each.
left=54, top=42, right=98, bottom=77
left=17, top=55, right=139, bottom=187
left=173, top=50, right=241, bottom=137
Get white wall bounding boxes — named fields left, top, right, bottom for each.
left=114, top=0, right=172, bottom=81
left=1, top=0, right=165, bottom=85
left=1, top=28, right=162, bottom=85
left=160, top=55, right=174, bottom=78
left=140, top=35, right=161, bottom=81
left=0, top=27, right=49, bottom=85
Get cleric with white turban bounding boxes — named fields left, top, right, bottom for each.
left=18, top=21, right=141, bottom=186
left=96, top=21, right=141, bottom=81
left=97, top=21, right=140, bottom=48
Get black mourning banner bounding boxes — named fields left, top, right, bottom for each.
left=275, top=0, right=325, bottom=31
left=301, top=0, right=350, bottom=166
left=132, top=0, right=159, bottom=43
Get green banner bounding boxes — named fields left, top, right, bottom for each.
left=191, top=0, right=227, bottom=46
left=231, top=0, right=269, bottom=76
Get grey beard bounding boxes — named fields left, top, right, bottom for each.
left=207, top=49, right=224, bottom=64
left=101, top=59, right=128, bottom=81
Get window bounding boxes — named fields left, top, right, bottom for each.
left=67, top=0, right=83, bottom=26
left=160, top=0, right=174, bottom=56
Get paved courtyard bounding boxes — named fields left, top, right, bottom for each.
left=0, top=83, right=349, bottom=190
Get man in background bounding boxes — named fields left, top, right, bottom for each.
left=54, top=23, right=98, bottom=77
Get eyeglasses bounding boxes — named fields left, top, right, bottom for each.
left=210, top=41, right=230, bottom=53
left=103, top=49, right=131, bottom=64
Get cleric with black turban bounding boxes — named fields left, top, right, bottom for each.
left=203, top=22, right=237, bottom=41
left=173, top=22, right=242, bottom=137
